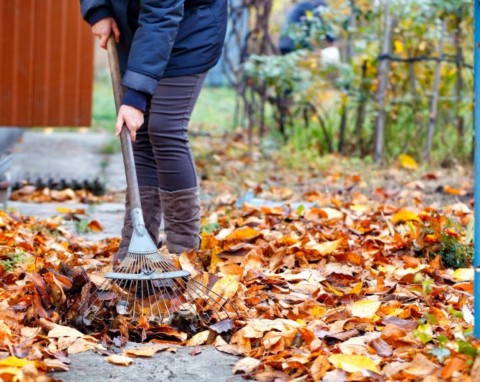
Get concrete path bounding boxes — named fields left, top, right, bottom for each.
left=9, top=131, right=243, bottom=382
left=53, top=346, right=244, bottom=382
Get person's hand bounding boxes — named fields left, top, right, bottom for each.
left=115, top=105, right=144, bottom=142
left=91, top=17, right=120, bottom=49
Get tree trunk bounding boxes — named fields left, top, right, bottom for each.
left=355, top=60, right=368, bottom=156
left=373, top=0, right=391, bottom=164
left=454, top=14, right=465, bottom=149
left=424, top=21, right=446, bottom=162
left=338, top=93, right=348, bottom=154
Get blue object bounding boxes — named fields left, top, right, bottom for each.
left=80, top=0, right=227, bottom=95
left=474, top=0, right=480, bottom=338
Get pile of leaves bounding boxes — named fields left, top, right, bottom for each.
left=0, top=212, right=119, bottom=381
left=0, top=180, right=477, bottom=381
left=10, top=187, right=115, bottom=204
left=194, top=194, right=476, bottom=381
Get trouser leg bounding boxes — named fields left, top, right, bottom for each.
left=147, top=73, right=207, bottom=254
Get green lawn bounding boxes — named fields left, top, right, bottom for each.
left=92, top=72, right=236, bottom=133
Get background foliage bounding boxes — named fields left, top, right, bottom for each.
left=228, top=0, right=473, bottom=164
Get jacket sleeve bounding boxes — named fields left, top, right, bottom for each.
left=122, top=0, right=185, bottom=95
left=80, top=0, right=112, bottom=25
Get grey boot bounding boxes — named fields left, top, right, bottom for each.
left=114, top=186, right=162, bottom=265
left=159, top=187, right=201, bottom=255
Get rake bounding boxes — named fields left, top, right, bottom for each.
left=77, top=36, right=237, bottom=329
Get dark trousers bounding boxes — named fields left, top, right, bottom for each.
left=133, top=72, right=207, bottom=192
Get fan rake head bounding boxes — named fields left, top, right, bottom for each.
left=77, top=249, right=238, bottom=329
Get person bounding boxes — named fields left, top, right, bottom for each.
left=279, top=0, right=338, bottom=63
left=80, top=0, right=228, bottom=262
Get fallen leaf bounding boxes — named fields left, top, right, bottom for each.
left=392, top=209, right=420, bottom=224
left=328, top=354, right=379, bottom=373
left=189, top=347, right=202, bottom=356
left=232, top=357, right=261, bottom=374
left=123, top=344, right=171, bottom=358
left=452, top=268, right=473, bottom=282
left=48, top=325, right=84, bottom=339
left=187, top=331, right=210, bottom=347
left=87, top=220, right=103, bottom=232
left=399, top=154, right=418, bottom=170
left=350, top=299, right=381, bottom=319
left=105, top=355, right=133, bottom=366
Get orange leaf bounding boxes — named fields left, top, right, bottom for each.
left=87, top=220, right=103, bottom=232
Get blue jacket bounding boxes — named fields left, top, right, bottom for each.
left=80, top=0, right=227, bottom=110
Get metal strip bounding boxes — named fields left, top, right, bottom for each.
left=105, top=270, right=191, bottom=281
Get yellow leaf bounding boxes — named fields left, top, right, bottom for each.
left=392, top=209, right=420, bottom=224
left=187, top=330, right=210, bottom=347
left=55, top=206, right=72, bottom=214
left=308, top=239, right=342, bottom=256
left=0, top=356, right=35, bottom=368
left=394, top=40, right=404, bottom=54
left=105, top=355, right=134, bottom=366
left=210, top=275, right=240, bottom=301
left=350, top=299, right=381, bottom=318
left=209, top=246, right=223, bottom=273
left=311, top=306, right=327, bottom=318
left=349, top=282, right=363, bottom=295
left=452, top=268, right=473, bottom=282
left=328, top=354, right=379, bottom=373
left=399, top=154, right=418, bottom=170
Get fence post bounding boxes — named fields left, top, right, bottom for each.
left=474, top=0, right=480, bottom=339
left=374, top=0, right=391, bottom=164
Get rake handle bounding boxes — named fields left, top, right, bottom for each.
left=106, top=36, right=142, bottom=211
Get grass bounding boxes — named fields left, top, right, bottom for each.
left=92, top=70, right=237, bottom=134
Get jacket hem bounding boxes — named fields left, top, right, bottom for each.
left=122, top=70, right=159, bottom=95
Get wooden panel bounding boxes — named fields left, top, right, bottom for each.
left=0, top=0, right=94, bottom=126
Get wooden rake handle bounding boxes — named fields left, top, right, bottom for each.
left=106, top=36, right=142, bottom=211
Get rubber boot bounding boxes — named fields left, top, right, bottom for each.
left=114, top=186, right=162, bottom=265
left=159, top=187, right=201, bottom=255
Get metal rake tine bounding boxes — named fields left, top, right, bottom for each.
left=78, top=279, right=111, bottom=319
left=149, top=279, right=167, bottom=322
left=151, top=257, right=239, bottom=319
left=181, top=279, right=228, bottom=321
left=144, top=279, right=155, bottom=321
left=163, top=278, right=199, bottom=316
left=186, top=277, right=240, bottom=318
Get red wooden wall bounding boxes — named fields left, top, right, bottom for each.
left=0, top=1, right=94, bottom=126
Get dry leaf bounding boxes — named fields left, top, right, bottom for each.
left=105, top=355, right=134, bottom=366
left=187, top=331, right=210, bottom=347
left=399, top=154, right=418, bottom=170
left=392, top=209, right=420, bottom=224
left=124, top=344, right=171, bottom=358
left=350, top=299, right=381, bottom=319
left=452, top=268, right=473, bottom=282
left=48, top=325, right=84, bottom=339
left=328, top=354, right=379, bottom=373
left=232, top=357, right=261, bottom=374
left=87, top=220, right=103, bottom=232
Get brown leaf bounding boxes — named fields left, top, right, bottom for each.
left=124, top=344, right=171, bottom=358
left=372, top=338, right=393, bottom=357
left=87, top=220, right=103, bottom=232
